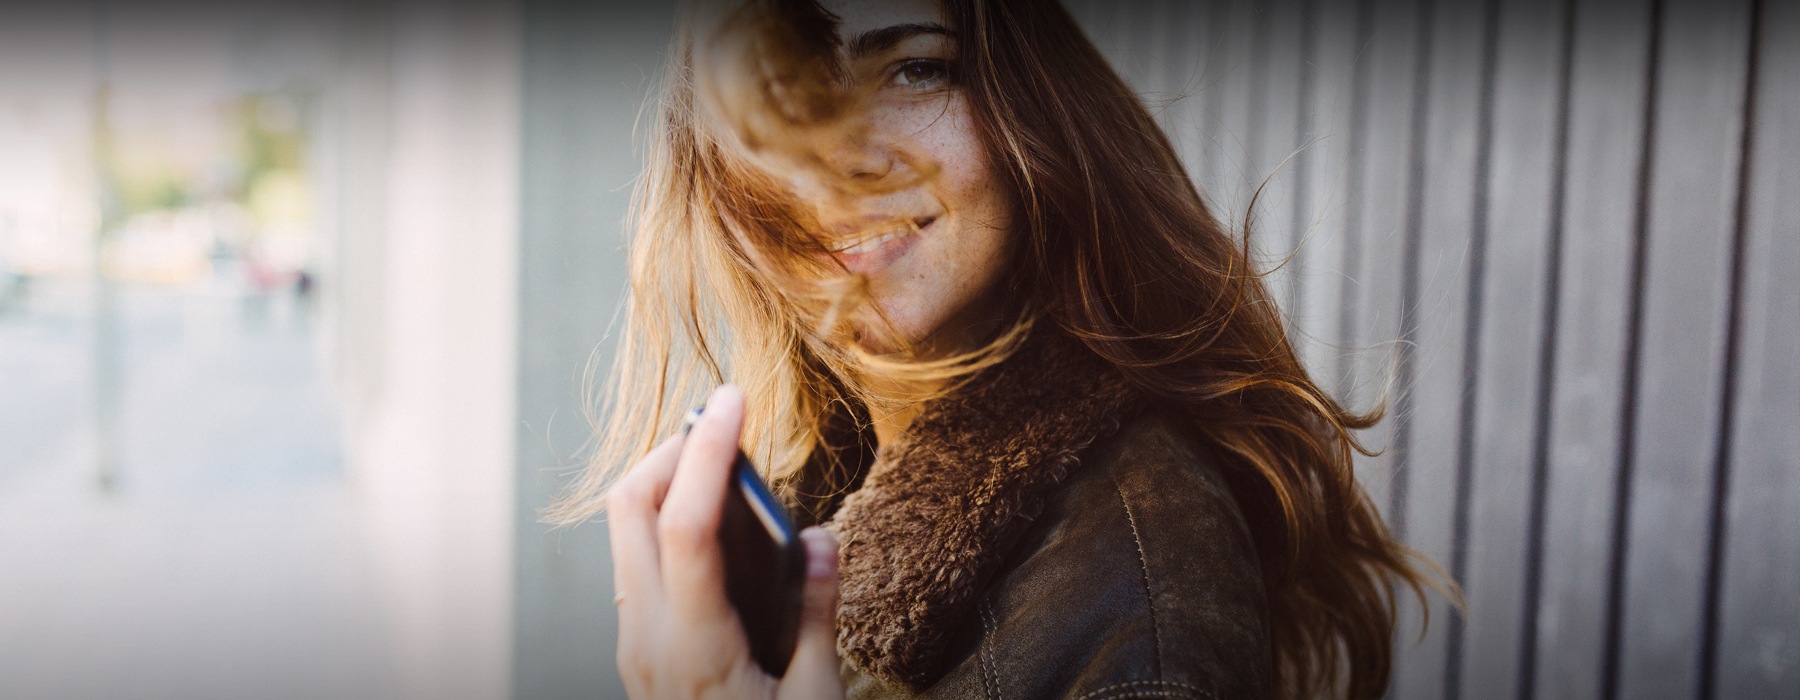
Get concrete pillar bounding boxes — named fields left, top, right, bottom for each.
left=513, top=2, right=674, bottom=698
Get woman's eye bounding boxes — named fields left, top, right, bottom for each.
left=891, top=59, right=950, bottom=89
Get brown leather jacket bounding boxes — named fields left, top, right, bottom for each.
left=796, top=331, right=1273, bottom=699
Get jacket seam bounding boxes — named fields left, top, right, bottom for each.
left=1110, top=468, right=1165, bottom=678
left=979, top=598, right=1002, bottom=700
left=1075, top=679, right=1216, bottom=700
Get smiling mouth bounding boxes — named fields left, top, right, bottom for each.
left=825, top=216, right=936, bottom=255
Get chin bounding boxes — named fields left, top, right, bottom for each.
left=846, top=323, right=915, bottom=357
left=844, top=306, right=934, bottom=357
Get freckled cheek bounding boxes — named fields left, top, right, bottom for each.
left=908, top=104, right=988, bottom=207
left=928, top=142, right=1004, bottom=234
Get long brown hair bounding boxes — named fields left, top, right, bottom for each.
left=550, top=1, right=1449, bottom=697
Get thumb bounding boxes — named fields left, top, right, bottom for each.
left=777, top=527, right=844, bottom=698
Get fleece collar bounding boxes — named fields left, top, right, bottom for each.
left=827, top=329, right=1140, bottom=687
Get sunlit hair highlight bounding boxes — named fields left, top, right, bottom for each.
left=547, top=0, right=1026, bottom=524
left=549, top=1, right=1454, bottom=698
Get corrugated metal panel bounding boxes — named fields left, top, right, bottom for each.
left=1071, top=0, right=1796, bottom=696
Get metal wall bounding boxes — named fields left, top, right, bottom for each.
left=1070, top=0, right=1798, bottom=698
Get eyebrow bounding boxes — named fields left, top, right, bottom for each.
left=845, top=22, right=953, bottom=60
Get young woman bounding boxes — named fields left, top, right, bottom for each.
left=549, top=0, right=1444, bottom=697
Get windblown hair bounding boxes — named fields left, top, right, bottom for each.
left=548, top=1, right=1450, bottom=697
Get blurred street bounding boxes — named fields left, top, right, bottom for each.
left=0, top=278, right=395, bottom=700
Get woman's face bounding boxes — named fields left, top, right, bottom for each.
left=796, top=0, right=1015, bottom=356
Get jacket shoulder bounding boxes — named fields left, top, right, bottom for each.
left=921, top=410, right=1273, bottom=700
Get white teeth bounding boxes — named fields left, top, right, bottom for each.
left=825, top=217, right=934, bottom=255
left=837, top=231, right=902, bottom=255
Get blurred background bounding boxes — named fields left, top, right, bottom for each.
left=0, top=1, right=1793, bottom=699
left=1, top=1, right=582, bottom=698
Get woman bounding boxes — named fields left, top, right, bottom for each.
left=549, top=0, right=1444, bottom=697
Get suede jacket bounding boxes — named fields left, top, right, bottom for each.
left=794, top=330, right=1273, bottom=699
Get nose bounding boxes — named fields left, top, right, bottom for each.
left=824, top=132, right=896, bottom=182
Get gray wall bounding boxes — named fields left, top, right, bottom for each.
left=514, top=2, right=673, bottom=699
left=1072, top=0, right=1799, bottom=698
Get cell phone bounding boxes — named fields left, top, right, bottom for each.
left=681, top=407, right=807, bottom=677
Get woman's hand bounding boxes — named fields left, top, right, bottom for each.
left=606, top=385, right=845, bottom=700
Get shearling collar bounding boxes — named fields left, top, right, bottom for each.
left=827, top=328, right=1140, bottom=688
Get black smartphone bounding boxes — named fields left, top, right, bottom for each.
left=681, top=407, right=807, bottom=677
